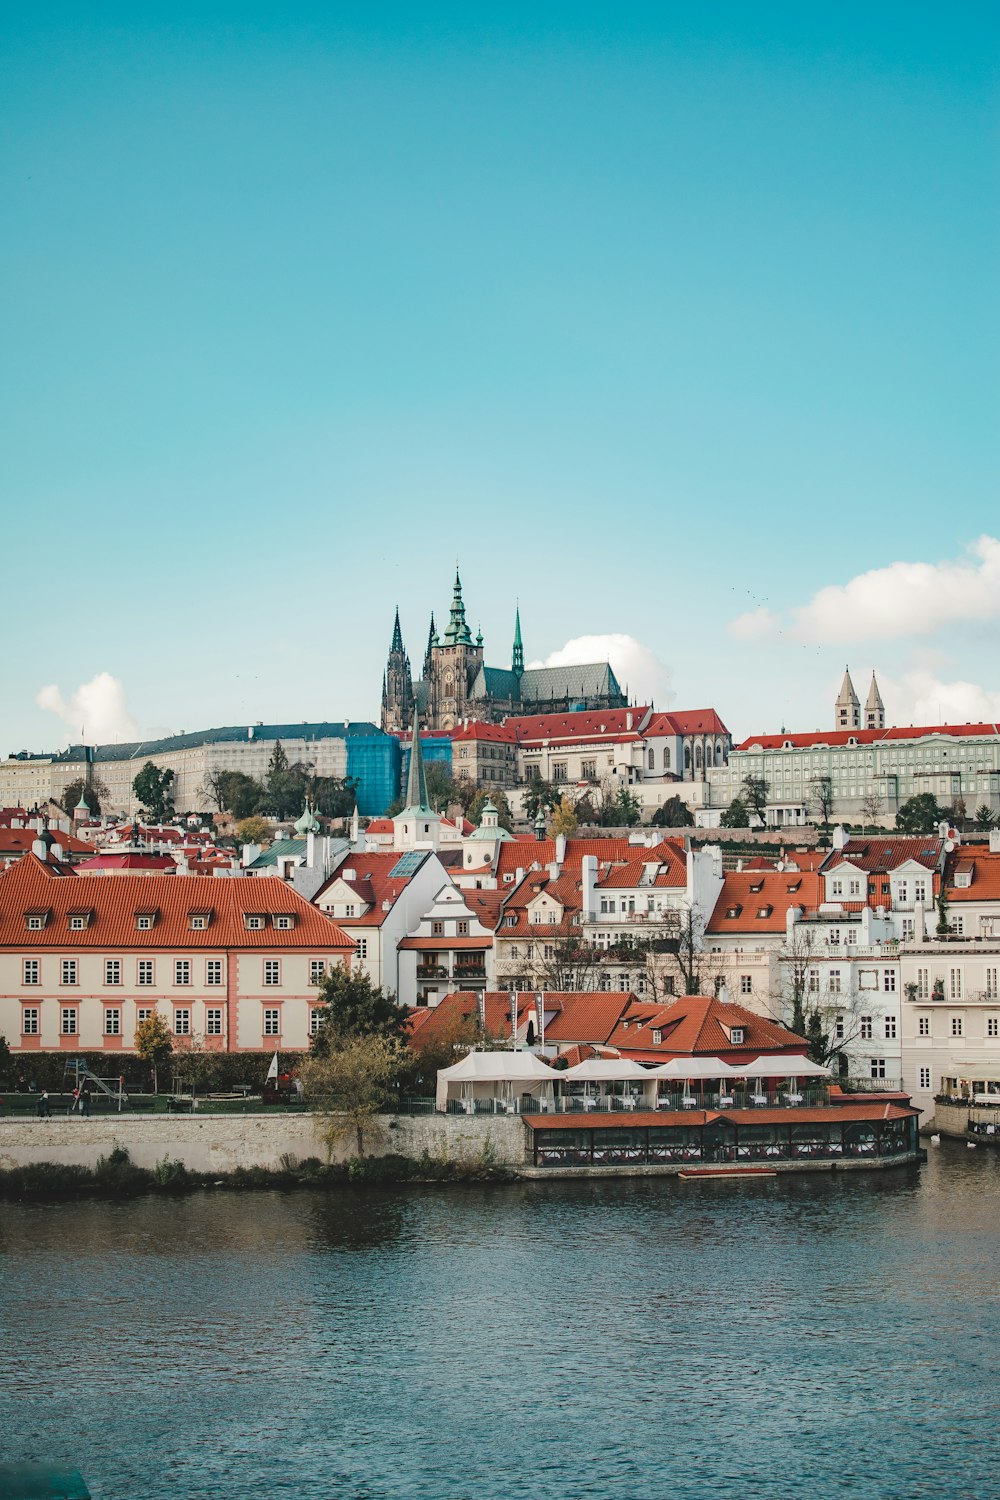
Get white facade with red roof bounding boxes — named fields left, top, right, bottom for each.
left=399, top=883, right=498, bottom=1007
left=0, top=852, right=354, bottom=1055
left=706, top=718, right=1000, bottom=827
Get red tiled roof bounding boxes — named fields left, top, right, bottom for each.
left=648, top=709, right=730, bottom=736
left=449, top=722, right=518, bottom=743
left=75, top=853, right=176, bottom=871
left=315, top=852, right=422, bottom=926
left=946, top=851, right=1000, bottom=902
left=596, top=846, right=687, bottom=889
left=737, top=723, right=1000, bottom=751
left=365, top=819, right=394, bottom=834
left=509, top=708, right=651, bottom=744
left=606, top=995, right=806, bottom=1057
left=405, top=990, right=536, bottom=1047
left=0, top=853, right=354, bottom=952
left=398, top=936, right=491, bottom=951
left=0, top=827, right=93, bottom=856
left=707, top=870, right=822, bottom=933
left=541, top=991, right=633, bottom=1044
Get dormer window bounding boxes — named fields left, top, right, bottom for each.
left=68, top=912, right=91, bottom=931
left=245, top=914, right=267, bottom=931
left=729, top=1027, right=745, bottom=1045
left=135, top=909, right=158, bottom=931
left=25, top=908, right=51, bottom=931
left=725, top=904, right=742, bottom=919
left=786, top=880, right=801, bottom=893
left=756, top=905, right=773, bottom=919
left=652, top=1028, right=662, bottom=1045
left=188, top=910, right=212, bottom=931
left=273, top=914, right=295, bottom=931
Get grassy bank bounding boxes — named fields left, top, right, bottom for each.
left=0, top=1146, right=516, bottom=1201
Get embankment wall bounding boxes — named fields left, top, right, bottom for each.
left=0, top=1112, right=526, bottom=1173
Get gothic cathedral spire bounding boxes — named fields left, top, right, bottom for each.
left=512, top=604, right=524, bottom=678
left=380, top=606, right=414, bottom=733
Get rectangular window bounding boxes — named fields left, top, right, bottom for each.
left=137, top=1008, right=152, bottom=1026
left=834, top=1015, right=845, bottom=1040
left=870, top=1058, right=886, bottom=1080
left=174, top=960, right=191, bottom=986
left=740, top=974, right=753, bottom=994
left=189, top=915, right=208, bottom=931
left=883, top=970, right=896, bottom=992
left=432, top=921, right=443, bottom=936
left=245, top=915, right=266, bottom=930
left=309, top=959, right=325, bottom=984
left=457, top=920, right=469, bottom=936
left=206, top=1008, right=223, bottom=1036
left=60, top=1007, right=77, bottom=1036
left=914, top=881, right=926, bottom=904
left=950, top=968, right=962, bottom=999
left=581, top=760, right=596, bottom=780
left=310, top=1009, right=322, bottom=1036
left=136, top=914, right=154, bottom=931
left=61, top=959, right=77, bottom=986
left=23, top=959, right=39, bottom=986
left=104, top=1007, right=121, bottom=1036
left=860, top=1016, right=873, bottom=1039
left=553, top=762, right=567, bottom=783
left=273, top=915, right=293, bottom=931
left=829, top=970, right=841, bottom=994
left=808, top=968, right=819, bottom=993
left=951, top=1016, right=963, bottom=1037
left=23, top=1008, right=39, bottom=1036
left=206, top=959, right=223, bottom=985
left=884, top=1016, right=897, bottom=1039
left=917, top=968, right=929, bottom=999
left=919, top=1067, right=931, bottom=1090
left=987, top=1017, right=999, bottom=1039
left=264, top=960, right=280, bottom=986
left=356, top=938, right=368, bottom=960
left=138, top=960, right=154, bottom=986
left=69, top=914, right=88, bottom=931
left=105, top=959, right=122, bottom=986
left=174, top=1009, right=190, bottom=1036
left=987, top=969, right=999, bottom=1000
left=918, top=1015, right=930, bottom=1036
left=264, top=1008, right=280, bottom=1036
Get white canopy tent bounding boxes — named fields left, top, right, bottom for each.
left=651, top=1057, right=741, bottom=1080
left=435, top=1051, right=556, bottom=1113
left=561, top=1059, right=651, bottom=1081
left=735, top=1056, right=831, bottom=1079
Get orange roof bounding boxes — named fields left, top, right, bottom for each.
left=398, top=935, right=491, bottom=951
left=0, top=853, right=354, bottom=952
left=315, top=851, right=424, bottom=926
left=596, top=845, right=687, bottom=889
left=541, top=991, right=633, bottom=1043
left=737, top=723, right=1000, bottom=750
left=509, top=708, right=650, bottom=744
left=946, top=851, right=1000, bottom=902
left=365, top=819, right=395, bottom=834
left=449, top=722, right=518, bottom=743
left=707, top=870, right=822, bottom=933
left=405, top=990, right=536, bottom=1047
left=523, top=1102, right=916, bottom=1129
left=606, top=995, right=806, bottom=1057
left=0, top=827, right=92, bottom=856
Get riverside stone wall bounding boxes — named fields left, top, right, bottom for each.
left=0, top=1111, right=527, bottom=1173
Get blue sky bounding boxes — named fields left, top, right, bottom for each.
left=3, top=3, right=997, bottom=750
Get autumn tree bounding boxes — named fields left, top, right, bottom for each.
left=548, top=796, right=579, bottom=837
left=301, top=1035, right=409, bottom=1157
left=133, top=762, right=175, bottom=820
left=237, top=815, right=271, bottom=848
left=134, top=1011, right=173, bottom=1094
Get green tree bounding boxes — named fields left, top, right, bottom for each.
left=423, top=761, right=462, bottom=813
left=548, top=795, right=579, bottom=837
left=301, top=1034, right=409, bottom=1157
left=201, top=768, right=266, bottom=817
left=133, top=762, right=175, bottom=820
left=310, top=775, right=358, bottom=820
left=172, top=1034, right=215, bottom=1102
left=0, top=1031, right=10, bottom=1082
left=310, top=966, right=409, bottom=1054
left=895, top=793, right=942, bottom=835
left=651, top=795, right=694, bottom=828
left=975, top=804, right=996, bottom=832
left=60, top=776, right=108, bottom=816
left=521, top=777, right=559, bottom=821
left=134, top=1011, right=173, bottom=1094
left=720, top=798, right=750, bottom=829
left=237, top=815, right=271, bottom=847
left=805, top=1010, right=829, bottom=1066
left=740, top=775, right=769, bottom=824
left=613, top=787, right=643, bottom=827
left=466, top=785, right=514, bottom=831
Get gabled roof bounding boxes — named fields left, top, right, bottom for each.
left=945, top=849, right=1000, bottom=902
left=315, top=851, right=426, bottom=926
left=0, top=853, right=353, bottom=950
left=508, top=707, right=649, bottom=744
left=736, top=723, right=1000, bottom=751
left=406, top=990, right=537, bottom=1046
left=595, top=845, right=687, bottom=890
left=540, top=991, right=634, bottom=1044
left=824, top=838, right=944, bottom=874
left=606, top=995, right=806, bottom=1056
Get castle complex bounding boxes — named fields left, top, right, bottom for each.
left=380, top=570, right=627, bottom=733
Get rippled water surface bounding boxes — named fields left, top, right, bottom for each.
left=3, top=1144, right=1000, bottom=1499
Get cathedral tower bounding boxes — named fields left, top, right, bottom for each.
left=835, top=667, right=861, bottom=731
left=427, top=568, right=484, bottom=730
left=380, top=608, right=414, bottom=733
left=865, top=672, right=885, bottom=730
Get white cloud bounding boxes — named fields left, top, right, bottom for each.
left=879, top=668, right=1000, bottom=728
left=37, top=672, right=140, bottom=745
left=730, top=607, right=780, bottom=640
left=728, top=536, right=1000, bottom=644
left=528, top=634, right=673, bottom=705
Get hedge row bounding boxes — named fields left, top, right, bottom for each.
left=0, top=1051, right=305, bottom=1094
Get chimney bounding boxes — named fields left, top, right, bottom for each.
left=832, top=825, right=849, bottom=850
left=990, top=830, right=1000, bottom=854
left=626, top=712, right=633, bottom=731
left=555, top=833, right=567, bottom=866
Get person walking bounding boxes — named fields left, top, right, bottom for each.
left=36, top=1091, right=50, bottom=1119
left=81, top=1083, right=91, bottom=1117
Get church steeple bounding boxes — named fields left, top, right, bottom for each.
left=402, top=722, right=431, bottom=813
left=512, top=605, right=524, bottom=678
left=835, top=667, right=861, bottom=731
left=423, top=612, right=437, bottom=678
left=442, top=566, right=473, bottom=646
left=391, top=607, right=404, bottom=654
left=865, top=672, right=885, bottom=730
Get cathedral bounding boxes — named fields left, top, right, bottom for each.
left=381, top=570, right=627, bottom=732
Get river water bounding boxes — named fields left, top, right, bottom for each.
left=2, top=1143, right=999, bottom=1500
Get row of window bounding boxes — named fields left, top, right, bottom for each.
left=913, top=968, right=999, bottom=1000
left=22, top=1005, right=321, bottom=1038
left=20, top=958, right=333, bottom=987
left=25, top=911, right=297, bottom=933
left=915, top=1013, right=998, bottom=1038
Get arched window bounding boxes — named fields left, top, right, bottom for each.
left=664, top=747, right=671, bottom=769
left=648, top=748, right=655, bottom=770
left=684, top=746, right=691, bottom=770
left=695, top=743, right=703, bottom=768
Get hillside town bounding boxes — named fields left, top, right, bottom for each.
left=2, top=579, right=999, bottom=1153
